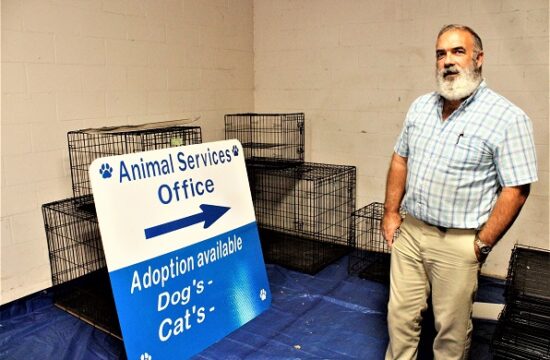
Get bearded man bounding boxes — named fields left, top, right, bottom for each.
left=381, top=24, right=538, bottom=360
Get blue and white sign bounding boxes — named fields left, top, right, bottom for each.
left=89, top=140, right=271, bottom=360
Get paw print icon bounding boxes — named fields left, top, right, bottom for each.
left=232, top=145, right=239, bottom=156
left=140, top=352, right=152, bottom=360
left=99, top=163, right=113, bottom=179
left=259, top=288, right=267, bottom=301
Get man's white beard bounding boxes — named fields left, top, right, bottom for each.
left=436, top=64, right=482, bottom=101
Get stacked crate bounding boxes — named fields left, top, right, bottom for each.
left=42, top=122, right=202, bottom=337
left=492, top=245, right=550, bottom=359
left=225, top=113, right=304, bottom=164
left=225, top=113, right=356, bottom=274
left=347, top=202, right=402, bottom=283
left=68, top=122, right=202, bottom=201
left=43, top=195, right=104, bottom=286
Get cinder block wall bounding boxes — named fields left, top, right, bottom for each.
left=1, top=0, right=254, bottom=304
left=1, top=0, right=548, bottom=303
left=254, top=0, right=549, bottom=277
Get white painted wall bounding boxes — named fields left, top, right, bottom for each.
left=1, top=0, right=548, bottom=304
left=254, top=0, right=549, bottom=277
left=1, top=0, right=254, bottom=304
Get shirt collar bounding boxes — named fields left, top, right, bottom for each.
left=461, top=79, right=486, bottom=107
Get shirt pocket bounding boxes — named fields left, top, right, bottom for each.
left=448, top=133, right=486, bottom=168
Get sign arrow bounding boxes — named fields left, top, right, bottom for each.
left=144, top=204, right=231, bottom=239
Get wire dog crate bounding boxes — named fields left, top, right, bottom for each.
left=54, top=268, right=122, bottom=339
left=492, top=246, right=550, bottom=360
left=225, top=113, right=304, bottom=163
left=505, top=246, right=550, bottom=314
left=492, top=308, right=550, bottom=360
left=248, top=162, right=356, bottom=274
left=348, top=202, right=402, bottom=283
left=43, top=196, right=122, bottom=339
left=43, top=195, right=104, bottom=285
left=69, top=121, right=202, bottom=200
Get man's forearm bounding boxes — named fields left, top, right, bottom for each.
left=382, top=153, right=408, bottom=244
left=384, top=153, right=407, bottom=214
left=477, top=184, right=531, bottom=246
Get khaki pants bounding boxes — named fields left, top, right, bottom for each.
left=385, top=215, right=480, bottom=360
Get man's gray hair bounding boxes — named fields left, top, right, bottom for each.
left=438, top=24, right=483, bottom=54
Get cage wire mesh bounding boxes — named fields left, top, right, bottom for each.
left=225, top=113, right=304, bottom=163
left=54, top=268, right=122, bottom=340
left=43, top=195, right=105, bottom=286
left=42, top=196, right=122, bottom=338
left=347, top=202, right=403, bottom=283
left=500, top=304, right=550, bottom=335
left=492, top=245, right=550, bottom=360
left=68, top=122, right=202, bottom=200
left=505, top=246, right=550, bottom=311
left=492, top=310, right=550, bottom=360
left=247, top=162, right=356, bottom=274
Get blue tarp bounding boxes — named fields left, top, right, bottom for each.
left=0, top=258, right=503, bottom=359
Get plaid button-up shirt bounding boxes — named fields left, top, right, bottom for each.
left=394, top=81, right=538, bottom=229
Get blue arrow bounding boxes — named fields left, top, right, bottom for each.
left=144, top=204, right=230, bottom=239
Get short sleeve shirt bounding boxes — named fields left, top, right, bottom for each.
left=394, top=81, right=538, bottom=229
